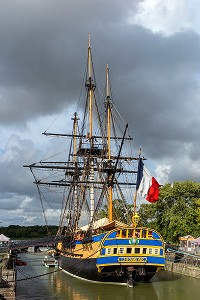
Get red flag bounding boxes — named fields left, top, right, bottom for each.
left=137, top=166, right=160, bottom=203
left=146, top=177, right=160, bottom=203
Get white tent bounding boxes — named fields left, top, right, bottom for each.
left=79, top=217, right=127, bottom=231
left=80, top=217, right=110, bottom=231
left=0, top=234, right=10, bottom=242
left=191, top=237, right=200, bottom=245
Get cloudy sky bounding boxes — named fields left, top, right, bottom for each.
left=1, top=0, right=200, bottom=226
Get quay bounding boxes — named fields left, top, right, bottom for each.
left=0, top=250, right=16, bottom=300
left=165, top=260, right=200, bottom=278
left=165, top=251, right=200, bottom=279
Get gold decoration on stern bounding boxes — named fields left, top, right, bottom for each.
left=132, top=213, right=140, bottom=228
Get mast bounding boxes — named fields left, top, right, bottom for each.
left=105, top=64, right=113, bottom=222
left=86, top=33, right=96, bottom=222
left=87, top=33, right=94, bottom=141
left=71, top=112, right=79, bottom=163
left=23, top=36, right=140, bottom=234
left=72, top=112, right=79, bottom=229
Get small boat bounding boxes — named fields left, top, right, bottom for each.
left=16, top=259, right=27, bottom=266
left=24, top=34, right=165, bottom=286
left=43, top=255, right=59, bottom=268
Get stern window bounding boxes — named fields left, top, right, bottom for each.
left=143, top=248, right=147, bottom=254
left=154, top=249, right=159, bottom=255
left=135, top=248, right=140, bottom=254
left=127, top=248, right=132, bottom=254
left=148, top=249, right=153, bottom=254
left=119, top=248, right=125, bottom=254
left=107, top=248, right=112, bottom=255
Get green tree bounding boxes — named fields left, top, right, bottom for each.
left=98, top=199, right=133, bottom=224
left=1, top=181, right=200, bottom=243
left=138, top=181, right=200, bottom=243
left=138, top=203, right=157, bottom=228
left=0, top=225, right=58, bottom=239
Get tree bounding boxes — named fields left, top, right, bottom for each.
left=2, top=181, right=200, bottom=243
left=0, top=225, right=58, bottom=239
left=138, top=181, right=200, bottom=243
left=137, top=203, right=157, bottom=228
left=98, top=199, right=133, bottom=224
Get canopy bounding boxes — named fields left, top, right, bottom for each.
left=191, top=237, right=200, bottom=244
left=80, top=217, right=127, bottom=231
left=179, top=235, right=194, bottom=241
left=80, top=217, right=109, bottom=231
left=0, top=233, right=10, bottom=242
left=101, top=220, right=127, bottom=230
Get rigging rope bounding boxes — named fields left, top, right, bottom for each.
left=14, top=268, right=62, bottom=282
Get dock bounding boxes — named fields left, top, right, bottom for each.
left=165, top=251, right=200, bottom=279
left=0, top=251, right=16, bottom=300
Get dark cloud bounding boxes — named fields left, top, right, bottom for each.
left=1, top=0, right=200, bottom=225
left=0, top=0, right=139, bottom=124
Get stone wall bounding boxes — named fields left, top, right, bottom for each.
left=165, top=261, right=200, bottom=279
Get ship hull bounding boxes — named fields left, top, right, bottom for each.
left=59, top=255, right=127, bottom=284
left=57, top=227, right=165, bottom=286
left=59, top=253, right=161, bottom=285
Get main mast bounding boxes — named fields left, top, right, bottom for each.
left=86, top=34, right=96, bottom=222
left=88, top=34, right=93, bottom=140
left=105, top=64, right=113, bottom=222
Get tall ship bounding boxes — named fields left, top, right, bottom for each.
left=24, top=35, right=165, bottom=286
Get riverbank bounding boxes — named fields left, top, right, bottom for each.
left=0, top=252, right=16, bottom=299
left=165, top=253, right=200, bottom=279
left=0, top=269, right=16, bottom=299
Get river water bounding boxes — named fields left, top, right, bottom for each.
left=16, top=253, right=199, bottom=300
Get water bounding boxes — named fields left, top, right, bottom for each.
left=16, top=253, right=200, bottom=300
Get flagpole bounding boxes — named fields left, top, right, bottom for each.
left=132, top=148, right=142, bottom=227
left=133, top=189, right=137, bottom=216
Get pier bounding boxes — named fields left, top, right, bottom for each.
left=0, top=236, right=58, bottom=299
left=0, top=251, right=16, bottom=300
left=165, top=251, right=200, bottom=278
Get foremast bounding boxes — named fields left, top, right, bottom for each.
left=72, top=112, right=79, bottom=230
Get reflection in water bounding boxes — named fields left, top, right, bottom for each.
left=16, top=253, right=200, bottom=300
left=151, top=271, right=200, bottom=300
left=53, top=272, right=157, bottom=300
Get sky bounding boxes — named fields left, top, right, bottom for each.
left=1, top=0, right=200, bottom=226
